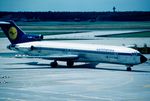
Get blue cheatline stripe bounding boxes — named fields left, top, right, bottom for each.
left=32, top=47, right=141, bottom=56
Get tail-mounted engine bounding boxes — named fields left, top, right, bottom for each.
left=24, top=34, right=43, bottom=41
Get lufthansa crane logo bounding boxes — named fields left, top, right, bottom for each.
left=8, top=27, right=18, bottom=40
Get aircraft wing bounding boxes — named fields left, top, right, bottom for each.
left=15, top=54, right=79, bottom=61
left=44, top=30, right=149, bottom=40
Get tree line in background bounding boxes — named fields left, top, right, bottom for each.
left=0, top=11, right=150, bottom=22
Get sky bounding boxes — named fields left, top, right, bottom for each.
left=0, top=0, right=150, bottom=12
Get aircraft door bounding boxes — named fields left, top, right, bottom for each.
left=132, top=53, right=136, bottom=61
left=114, top=52, right=118, bottom=60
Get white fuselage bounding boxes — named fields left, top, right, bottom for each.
left=11, top=41, right=142, bottom=66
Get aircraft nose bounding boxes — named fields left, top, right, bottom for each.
left=140, top=55, right=147, bottom=63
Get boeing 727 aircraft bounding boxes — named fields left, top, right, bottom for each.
left=0, top=21, right=147, bottom=71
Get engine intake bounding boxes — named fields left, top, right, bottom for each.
left=26, top=34, right=43, bottom=41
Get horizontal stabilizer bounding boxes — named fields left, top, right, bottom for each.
left=0, top=21, right=10, bottom=24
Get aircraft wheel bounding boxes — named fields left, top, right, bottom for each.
left=127, top=67, right=132, bottom=71
left=67, top=61, right=74, bottom=67
left=30, top=46, right=34, bottom=51
left=50, top=61, right=58, bottom=67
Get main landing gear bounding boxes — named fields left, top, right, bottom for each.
left=67, top=61, right=74, bottom=67
left=50, top=60, right=74, bottom=67
left=126, top=65, right=133, bottom=71
left=50, top=60, right=58, bottom=67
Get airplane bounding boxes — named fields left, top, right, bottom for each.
left=0, top=21, right=147, bottom=71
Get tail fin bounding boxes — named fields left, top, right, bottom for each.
left=0, top=20, right=43, bottom=44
